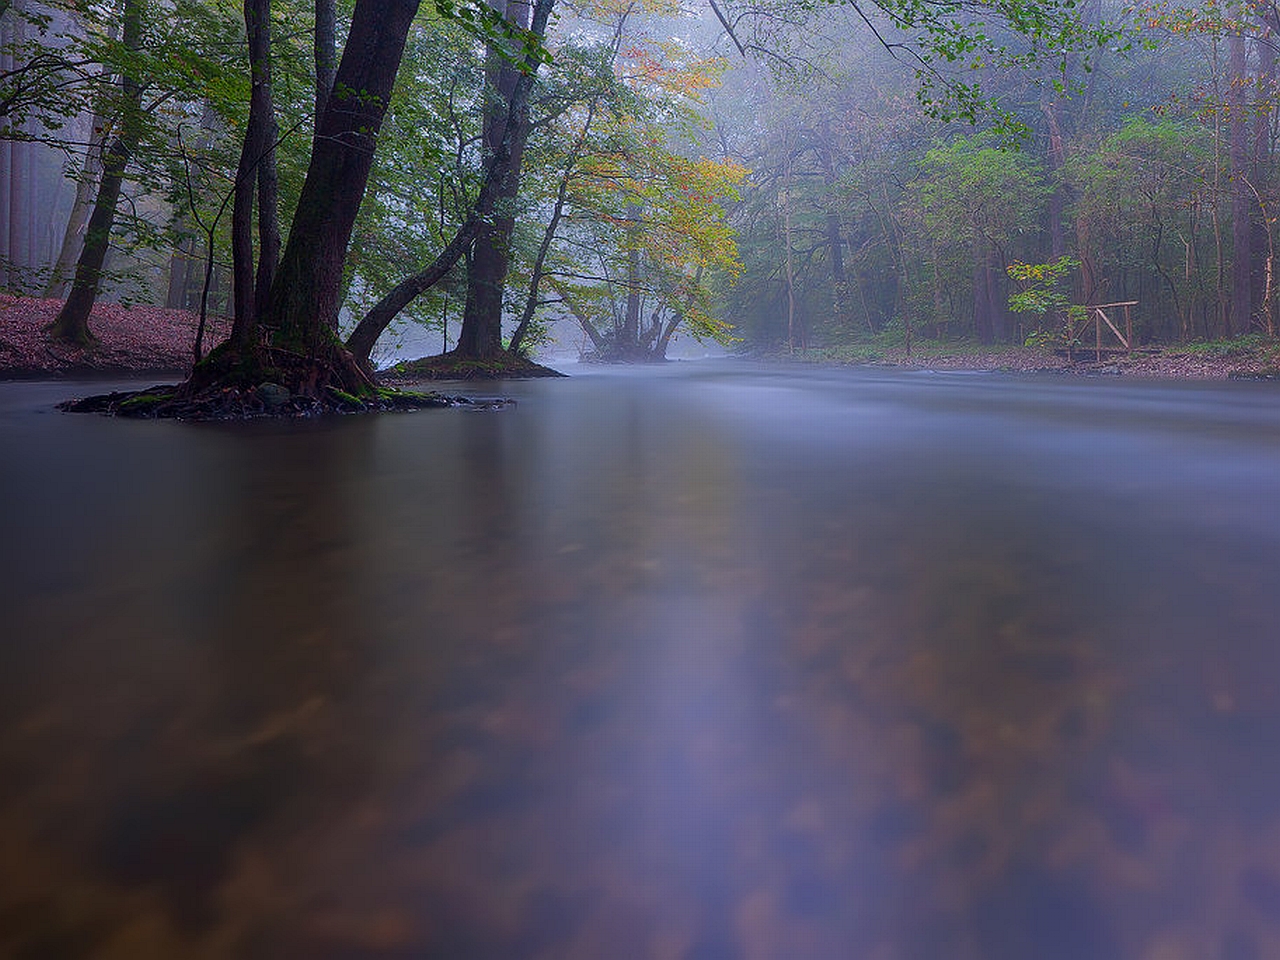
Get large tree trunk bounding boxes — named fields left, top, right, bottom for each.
left=49, top=0, right=143, bottom=346
left=252, top=94, right=280, bottom=314
left=265, top=0, right=418, bottom=346
left=455, top=0, right=534, bottom=359
left=194, top=0, right=420, bottom=395
left=1229, top=27, right=1251, bottom=336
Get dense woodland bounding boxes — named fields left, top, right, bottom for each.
left=2, top=0, right=1278, bottom=390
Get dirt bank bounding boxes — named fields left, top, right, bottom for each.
left=0, top=295, right=230, bottom=379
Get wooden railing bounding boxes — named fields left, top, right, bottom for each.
left=1067, top=301, right=1138, bottom=362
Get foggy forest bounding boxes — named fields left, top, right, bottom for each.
left=3, top=1, right=1280, bottom=958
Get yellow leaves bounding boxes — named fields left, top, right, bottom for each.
left=616, top=39, right=724, bottom=103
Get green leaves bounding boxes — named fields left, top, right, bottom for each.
left=719, top=0, right=1133, bottom=136
left=429, top=0, right=553, bottom=69
left=1007, top=255, right=1079, bottom=326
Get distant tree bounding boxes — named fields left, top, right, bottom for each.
left=524, top=2, right=744, bottom=361
left=911, top=136, right=1048, bottom=342
left=48, top=0, right=144, bottom=346
left=1066, top=119, right=1213, bottom=341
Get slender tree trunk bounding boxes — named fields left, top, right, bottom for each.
left=816, top=134, right=848, bottom=328
left=546, top=276, right=608, bottom=353
left=165, top=233, right=197, bottom=308
left=653, top=266, right=701, bottom=359
left=783, top=151, right=796, bottom=351
left=1041, top=95, right=1067, bottom=259
left=987, top=250, right=1009, bottom=342
left=1253, top=11, right=1277, bottom=334
left=49, top=0, right=143, bottom=345
left=229, top=0, right=278, bottom=347
left=346, top=221, right=476, bottom=365
left=508, top=102, right=591, bottom=355
left=1230, top=26, right=1251, bottom=335
left=44, top=113, right=110, bottom=297
left=972, top=241, right=993, bottom=343
left=621, top=204, right=642, bottom=354
left=253, top=97, right=280, bottom=315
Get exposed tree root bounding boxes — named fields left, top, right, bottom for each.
left=58, top=381, right=507, bottom=420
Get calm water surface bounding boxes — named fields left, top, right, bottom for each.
left=2, top=363, right=1280, bottom=959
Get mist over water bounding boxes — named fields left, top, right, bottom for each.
left=2, top=363, right=1280, bottom=959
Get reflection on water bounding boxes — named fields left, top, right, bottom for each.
left=2, top=365, right=1280, bottom=958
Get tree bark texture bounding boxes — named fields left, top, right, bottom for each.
left=262, top=0, right=420, bottom=356
left=1253, top=13, right=1277, bottom=335
left=230, top=0, right=278, bottom=346
left=314, top=0, right=336, bottom=123
left=456, top=0, right=535, bottom=359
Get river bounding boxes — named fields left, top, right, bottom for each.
left=2, top=362, right=1279, bottom=959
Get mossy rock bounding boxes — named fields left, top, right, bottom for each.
left=388, top=350, right=565, bottom=381
left=116, top=389, right=177, bottom=415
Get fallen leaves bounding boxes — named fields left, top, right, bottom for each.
left=0, top=295, right=231, bottom=377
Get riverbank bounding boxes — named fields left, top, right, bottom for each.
left=0, top=296, right=563, bottom=382
left=776, top=337, right=1280, bottom=380
left=7, top=294, right=1280, bottom=381
left=0, top=294, right=231, bottom=379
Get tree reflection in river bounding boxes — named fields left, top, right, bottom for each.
left=2, top=365, right=1280, bottom=959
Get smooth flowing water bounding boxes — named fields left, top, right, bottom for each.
left=2, top=363, right=1280, bottom=959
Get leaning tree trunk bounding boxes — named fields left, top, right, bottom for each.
left=266, top=0, right=419, bottom=346
left=455, top=0, right=535, bottom=359
left=193, top=0, right=420, bottom=395
left=507, top=99, right=598, bottom=355
left=347, top=0, right=554, bottom=367
left=48, top=0, right=142, bottom=346
left=44, top=110, right=110, bottom=298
